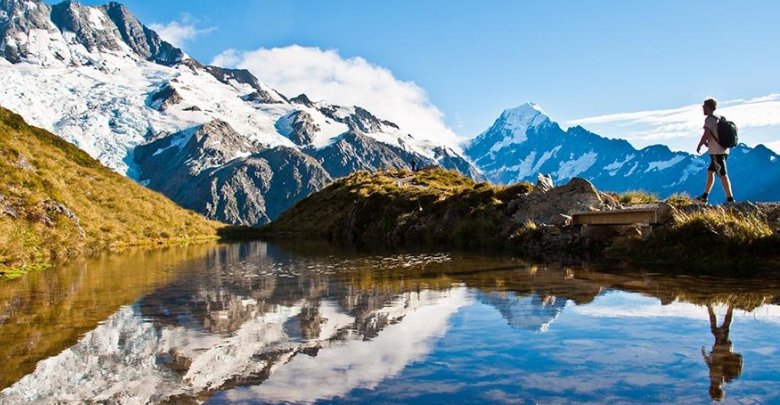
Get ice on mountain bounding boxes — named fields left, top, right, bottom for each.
left=604, top=154, right=635, bottom=176
left=624, top=162, right=639, bottom=177
left=555, top=151, right=598, bottom=180
left=645, top=155, right=685, bottom=172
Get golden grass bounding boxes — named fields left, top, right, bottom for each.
left=635, top=206, right=778, bottom=273
left=670, top=207, right=773, bottom=245
left=264, top=167, right=533, bottom=249
left=0, top=107, right=223, bottom=275
left=665, top=192, right=694, bottom=207
left=618, top=190, right=659, bottom=205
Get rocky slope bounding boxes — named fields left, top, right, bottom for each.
left=0, top=106, right=221, bottom=274
left=0, top=0, right=482, bottom=226
left=466, top=103, right=780, bottom=202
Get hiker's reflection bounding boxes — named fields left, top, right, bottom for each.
left=701, top=304, right=743, bottom=401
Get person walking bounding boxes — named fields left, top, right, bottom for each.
left=696, top=98, right=735, bottom=204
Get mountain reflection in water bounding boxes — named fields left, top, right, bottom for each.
left=1, top=241, right=779, bottom=404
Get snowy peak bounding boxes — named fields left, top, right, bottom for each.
left=290, top=93, right=315, bottom=108
left=0, top=0, right=185, bottom=66
left=495, top=102, right=550, bottom=132
left=465, top=101, right=552, bottom=161
left=102, top=1, right=184, bottom=66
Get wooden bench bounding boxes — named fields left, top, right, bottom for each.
left=572, top=207, right=659, bottom=226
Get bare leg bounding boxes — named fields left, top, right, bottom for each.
left=720, top=175, right=733, bottom=199
left=704, top=170, right=715, bottom=194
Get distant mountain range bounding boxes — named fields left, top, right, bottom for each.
left=0, top=0, right=482, bottom=226
left=465, top=103, right=780, bottom=202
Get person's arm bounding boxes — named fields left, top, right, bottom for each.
left=696, top=129, right=710, bottom=153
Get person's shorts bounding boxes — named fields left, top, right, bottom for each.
left=708, top=154, right=728, bottom=177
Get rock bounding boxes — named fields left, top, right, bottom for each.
left=290, top=93, right=316, bottom=108
left=535, top=173, right=554, bottom=194
left=43, top=199, right=85, bottom=237
left=551, top=213, right=572, bottom=227
left=510, top=177, right=609, bottom=225
left=2, top=205, right=18, bottom=219
left=656, top=202, right=677, bottom=225
left=183, top=105, right=202, bottom=112
left=204, top=66, right=287, bottom=104
left=279, top=111, right=320, bottom=146
left=311, top=130, right=430, bottom=179
left=15, top=153, right=35, bottom=171
left=148, top=84, right=182, bottom=111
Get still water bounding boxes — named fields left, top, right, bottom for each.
left=1, top=241, right=779, bottom=404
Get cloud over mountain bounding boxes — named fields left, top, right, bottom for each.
left=149, top=15, right=215, bottom=49
left=568, top=94, right=780, bottom=153
left=211, top=45, right=465, bottom=150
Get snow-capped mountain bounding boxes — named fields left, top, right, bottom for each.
left=0, top=0, right=482, bottom=225
left=466, top=103, right=780, bottom=201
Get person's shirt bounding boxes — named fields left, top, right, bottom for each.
left=705, top=114, right=728, bottom=155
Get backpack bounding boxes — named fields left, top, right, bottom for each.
left=716, top=116, right=738, bottom=148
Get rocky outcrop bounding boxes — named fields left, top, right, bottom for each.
left=134, top=121, right=333, bottom=226
left=148, top=84, right=182, bottom=111
left=102, top=2, right=184, bottom=66
left=204, top=66, right=288, bottom=104
left=283, top=110, right=319, bottom=146
left=185, top=148, right=333, bottom=226
left=312, top=130, right=426, bottom=179
left=509, top=177, right=619, bottom=226
left=0, top=0, right=186, bottom=66
left=50, top=1, right=124, bottom=54
left=289, top=93, right=315, bottom=108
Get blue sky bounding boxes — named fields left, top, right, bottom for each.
left=65, top=0, right=780, bottom=151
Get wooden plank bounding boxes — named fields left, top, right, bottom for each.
left=572, top=209, right=658, bottom=225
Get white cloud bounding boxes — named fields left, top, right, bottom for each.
left=149, top=15, right=215, bottom=49
left=210, top=45, right=465, bottom=150
left=567, top=94, right=780, bottom=153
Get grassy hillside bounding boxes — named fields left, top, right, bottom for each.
left=263, top=167, right=534, bottom=248
left=0, top=107, right=222, bottom=276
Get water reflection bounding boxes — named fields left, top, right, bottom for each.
left=0, top=241, right=778, bottom=404
left=702, top=304, right=742, bottom=401
left=478, top=291, right=566, bottom=332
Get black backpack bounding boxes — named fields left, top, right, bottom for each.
left=716, top=116, right=738, bottom=148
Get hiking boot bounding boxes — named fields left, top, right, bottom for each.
left=695, top=194, right=709, bottom=204
left=723, top=197, right=736, bottom=205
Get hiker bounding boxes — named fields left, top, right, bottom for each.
left=410, top=157, right=418, bottom=172
left=701, top=304, right=743, bottom=401
left=696, top=98, right=735, bottom=204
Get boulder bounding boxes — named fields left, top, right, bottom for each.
left=535, top=173, right=554, bottom=194
left=551, top=213, right=572, bottom=227
left=509, top=177, right=611, bottom=225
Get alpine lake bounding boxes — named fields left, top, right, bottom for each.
left=1, top=241, right=779, bottom=404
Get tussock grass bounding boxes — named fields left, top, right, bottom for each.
left=0, top=107, right=222, bottom=276
left=637, top=206, right=777, bottom=274
left=670, top=208, right=772, bottom=247
left=263, top=167, right=533, bottom=250
left=618, top=190, right=659, bottom=205
left=665, top=192, right=694, bottom=207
